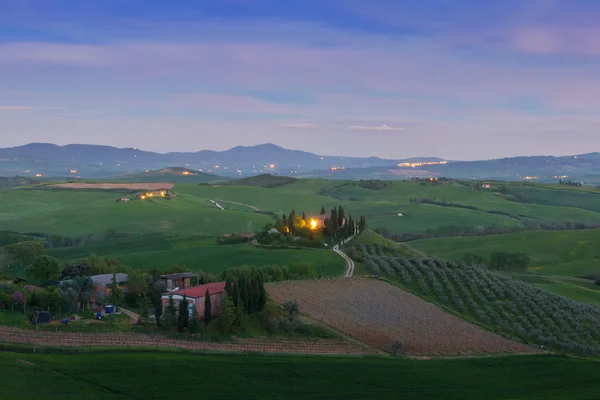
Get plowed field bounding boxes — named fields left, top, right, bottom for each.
left=267, top=278, right=535, bottom=356
left=0, top=326, right=368, bottom=355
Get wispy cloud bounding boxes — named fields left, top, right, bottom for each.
left=346, top=124, right=405, bottom=131
left=0, top=106, right=35, bottom=111
left=283, top=123, right=316, bottom=129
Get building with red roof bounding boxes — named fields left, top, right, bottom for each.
left=161, top=282, right=226, bottom=320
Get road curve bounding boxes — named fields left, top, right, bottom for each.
left=334, top=242, right=355, bottom=277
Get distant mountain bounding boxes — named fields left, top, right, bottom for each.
left=0, top=142, right=429, bottom=179
left=303, top=153, right=600, bottom=183
left=1, top=142, right=598, bottom=183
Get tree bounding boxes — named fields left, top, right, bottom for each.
left=26, top=255, right=62, bottom=283
left=177, top=295, right=188, bottom=333
left=203, top=289, right=212, bottom=324
left=338, top=206, right=345, bottom=228
left=189, top=303, right=201, bottom=333
left=137, top=295, right=152, bottom=325
left=11, top=291, right=25, bottom=312
left=5, top=240, right=44, bottom=267
left=108, top=273, right=123, bottom=310
left=282, top=300, right=299, bottom=321
left=320, top=206, right=326, bottom=215
left=163, top=294, right=177, bottom=329
left=301, top=211, right=307, bottom=222
left=125, top=270, right=150, bottom=298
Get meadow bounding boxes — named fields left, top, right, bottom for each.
left=3, top=180, right=600, bottom=238
left=46, top=233, right=345, bottom=276
left=1, top=351, right=599, bottom=399
left=410, top=229, right=600, bottom=277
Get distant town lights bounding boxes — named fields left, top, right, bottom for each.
left=397, top=160, right=448, bottom=168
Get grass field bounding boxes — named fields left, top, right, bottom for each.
left=2, top=352, right=599, bottom=399
left=410, top=229, right=600, bottom=277
left=3, top=180, right=600, bottom=237
left=45, top=233, right=345, bottom=276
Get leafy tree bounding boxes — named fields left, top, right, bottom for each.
left=0, top=290, right=11, bottom=309
left=177, top=295, right=188, bottom=333
left=11, top=291, right=25, bottom=312
left=5, top=240, right=44, bottom=267
left=163, top=294, right=177, bottom=329
left=189, top=303, right=201, bottom=333
left=282, top=300, right=299, bottom=321
left=215, top=295, right=235, bottom=333
left=125, top=270, right=150, bottom=297
left=203, top=289, right=212, bottom=324
left=26, top=255, right=62, bottom=283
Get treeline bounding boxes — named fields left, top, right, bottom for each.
left=356, top=179, right=391, bottom=190
left=462, top=252, right=532, bottom=271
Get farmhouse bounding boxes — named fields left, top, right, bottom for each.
left=314, top=214, right=346, bottom=229
left=161, top=282, right=226, bottom=319
left=160, top=272, right=197, bottom=292
left=89, top=273, right=128, bottom=305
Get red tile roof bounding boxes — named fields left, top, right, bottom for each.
left=167, top=282, right=226, bottom=298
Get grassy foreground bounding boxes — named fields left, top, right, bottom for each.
left=2, top=352, right=599, bottom=399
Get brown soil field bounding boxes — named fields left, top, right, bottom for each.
left=51, top=183, right=175, bottom=190
left=267, top=278, right=536, bottom=356
left=0, top=326, right=369, bottom=355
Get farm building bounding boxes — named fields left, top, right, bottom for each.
left=89, top=273, right=128, bottom=305
left=160, top=272, right=197, bottom=292
left=314, top=214, right=346, bottom=229
left=161, top=282, right=226, bottom=319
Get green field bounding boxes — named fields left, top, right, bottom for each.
left=2, top=352, right=599, bottom=399
left=45, top=233, right=345, bottom=275
left=3, top=180, right=600, bottom=237
left=410, top=229, right=600, bottom=277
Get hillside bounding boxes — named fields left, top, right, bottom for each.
left=108, top=167, right=226, bottom=184
left=3, top=142, right=600, bottom=182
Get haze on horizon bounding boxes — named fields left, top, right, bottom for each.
left=0, top=0, right=598, bottom=160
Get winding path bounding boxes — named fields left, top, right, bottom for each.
left=334, top=237, right=355, bottom=277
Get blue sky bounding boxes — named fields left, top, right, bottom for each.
left=0, top=0, right=599, bottom=159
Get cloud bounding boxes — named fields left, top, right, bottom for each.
left=346, top=124, right=405, bottom=131
left=283, top=123, right=316, bottom=129
left=0, top=106, right=34, bottom=111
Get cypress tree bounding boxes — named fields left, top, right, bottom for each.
left=338, top=206, right=345, bottom=228
left=257, top=276, right=267, bottom=311
left=163, top=294, right=177, bottom=329
left=281, top=214, right=287, bottom=228
left=189, top=303, right=201, bottom=333
left=239, top=274, right=249, bottom=313
left=231, top=279, right=239, bottom=307
left=301, top=211, right=307, bottom=222
left=203, top=289, right=212, bottom=324
left=288, top=210, right=295, bottom=233
left=320, top=206, right=326, bottom=215
left=177, top=296, right=187, bottom=333
left=331, top=208, right=338, bottom=233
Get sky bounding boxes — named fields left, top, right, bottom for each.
left=0, top=0, right=599, bottom=160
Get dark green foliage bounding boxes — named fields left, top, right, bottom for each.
left=462, top=253, right=486, bottom=266
left=203, top=289, right=212, bottom=324
left=163, top=294, right=177, bottom=329
left=25, top=255, right=62, bottom=283
left=217, top=234, right=251, bottom=245
left=5, top=240, right=44, bottom=267
left=320, top=206, right=326, bottom=215
left=189, top=303, right=201, bottom=333
left=489, top=252, right=531, bottom=271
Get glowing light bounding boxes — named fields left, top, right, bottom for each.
left=309, top=219, right=318, bottom=230
left=140, top=195, right=146, bottom=200
left=397, top=160, right=448, bottom=168
left=270, top=164, right=275, bottom=169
